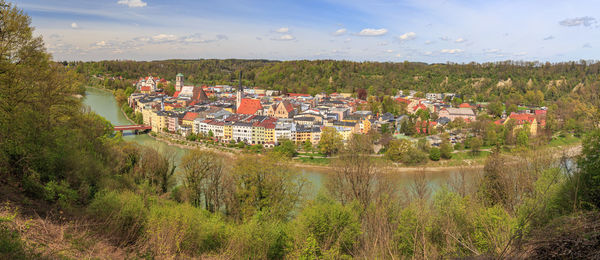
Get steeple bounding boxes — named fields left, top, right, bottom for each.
left=236, top=71, right=243, bottom=111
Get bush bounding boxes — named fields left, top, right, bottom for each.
left=227, top=213, right=291, bottom=260
left=87, top=190, right=148, bottom=244
left=145, top=201, right=228, bottom=257
left=293, top=196, right=361, bottom=258
left=429, top=147, right=441, bottom=161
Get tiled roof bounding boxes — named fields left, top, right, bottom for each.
left=183, top=112, right=199, bottom=121
left=237, top=98, right=263, bottom=114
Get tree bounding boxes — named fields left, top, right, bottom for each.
left=230, top=154, right=306, bottom=220
left=181, top=149, right=226, bottom=212
left=470, top=136, right=482, bottom=155
left=429, top=147, right=441, bottom=161
left=488, top=101, right=504, bottom=118
left=137, top=147, right=177, bottom=193
left=319, top=127, right=343, bottom=156
left=329, top=134, right=379, bottom=207
left=516, top=127, right=529, bottom=147
left=440, top=141, right=453, bottom=159
left=302, top=140, right=313, bottom=153
left=574, top=129, right=600, bottom=209
left=385, top=139, right=412, bottom=162
left=273, top=139, right=297, bottom=158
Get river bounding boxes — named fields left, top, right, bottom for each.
left=83, top=87, right=482, bottom=196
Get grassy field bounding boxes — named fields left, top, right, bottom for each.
left=548, top=134, right=581, bottom=147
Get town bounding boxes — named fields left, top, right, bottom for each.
left=126, top=72, right=547, bottom=151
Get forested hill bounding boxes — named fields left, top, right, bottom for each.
left=70, top=59, right=600, bottom=101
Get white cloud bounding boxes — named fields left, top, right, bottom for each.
left=397, top=32, right=416, bottom=41
left=272, top=34, right=295, bottom=41
left=484, top=48, right=500, bottom=53
left=543, top=35, right=554, bottom=40
left=71, top=22, right=79, bottom=29
left=180, top=34, right=228, bottom=44
left=559, top=16, right=596, bottom=27
left=424, top=51, right=433, bottom=56
left=151, top=34, right=177, bottom=43
left=344, top=38, right=351, bottom=43
left=275, top=27, right=289, bottom=33
left=117, top=0, right=147, bottom=8
left=424, top=40, right=433, bottom=45
left=396, top=53, right=402, bottom=57
left=440, top=36, right=450, bottom=41
left=455, top=37, right=466, bottom=43
left=385, top=49, right=394, bottom=53
left=441, top=48, right=463, bottom=54
left=333, top=28, right=347, bottom=36
left=358, top=28, right=388, bottom=36
left=514, top=51, right=527, bottom=56
left=95, top=41, right=108, bottom=47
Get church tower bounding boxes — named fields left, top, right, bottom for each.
left=236, top=71, right=243, bottom=111
left=175, top=73, right=184, bottom=92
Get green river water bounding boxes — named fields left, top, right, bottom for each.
left=83, top=87, right=482, bottom=195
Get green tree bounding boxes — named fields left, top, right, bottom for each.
left=516, top=127, right=529, bottom=147
left=273, top=139, right=297, bottom=158
left=230, top=154, right=306, bottom=220
left=302, top=140, right=313, bottom=153
left=573, top=129, right=600, bottom=210
left=319, top=127, right=343, bottom=156
left=385, top=139, right=412, bottom=162
left=470, top=136, right=483, bottom=155
left=429, top=147, right=441, bottom=161
left=488, top=101, right=504, bottom=118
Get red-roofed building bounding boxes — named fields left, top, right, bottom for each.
left=505, top=112, right=545, bottom=136
left=182, top=112, right=199, bottom=126
left=396, top=97, right=411, bottom=105
left=287, top=93, right=311, bottom=97
left=459, top=103, right=473, bottom=109
left=140, top=86, right=151, bottom=94
left=412, top=103, right=427, bottom=114
left=237, top=98, right=263, bottom=115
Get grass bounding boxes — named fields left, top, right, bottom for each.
left=294, top=157, right=331, bottom=166
left=548, top=134, right=581, bottom=147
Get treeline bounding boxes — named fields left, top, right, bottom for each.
left=70, top=58, right=600, bottom=102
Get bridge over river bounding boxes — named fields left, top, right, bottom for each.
left=113, top=124, right=152, bottom=134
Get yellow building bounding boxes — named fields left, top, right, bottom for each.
left=362, top=118, right=372, bottom=134
left=223, top=124, right=233, bottom=141
left=142, top=107, right=154, bottom=125
left=150, top=111, right=168, bottom=133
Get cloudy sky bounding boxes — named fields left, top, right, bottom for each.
left=15, top=0, right=600, bottom=62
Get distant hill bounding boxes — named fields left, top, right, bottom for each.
left=69, top=59, right=600, bottom=102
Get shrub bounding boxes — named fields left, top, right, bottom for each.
left=227, top=213, right=291, bottom=260
left=87, top=190, right=147, bottom=244
left=145, top=201, right=228, bottom=257
left=293, top=196, right=361, bottom=258
left=429, top=147, right=441, bottom=161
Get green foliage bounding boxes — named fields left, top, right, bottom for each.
left=429, top=147, right=441, bottom=161
left=574, top=129, right=600, bottom=210
left=516, top=127, right=529, bottom=147
left=230, top=155, right=305, bottom=220
left=319, top=127, right=343, bottom=156
left=294, top=196, right=361, bottom=258
left=227, top=213, right=291, bottom=260
left=273, top=139, right=297, bottom=158
left=384, top=139, right=412, bottom=162
left=440, top=140, right=453, bottom=159
left=88, top=190, right=148, bottom=244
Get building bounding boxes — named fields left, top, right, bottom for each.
left=175, top=73, right=184, bottom=92
left=438, top=108, right=476, bottom=122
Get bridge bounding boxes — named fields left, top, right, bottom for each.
left=113, top=125, right=152, bottom=134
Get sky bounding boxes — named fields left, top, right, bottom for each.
left=13, top=0, right=600, bottom=63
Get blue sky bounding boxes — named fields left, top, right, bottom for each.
left=14, top=0, right=600, bottom=62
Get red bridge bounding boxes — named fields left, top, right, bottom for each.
left=113, top=125, right=152, bottom=134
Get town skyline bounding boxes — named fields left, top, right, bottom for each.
left=16, top=0, right=600, bottom=63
